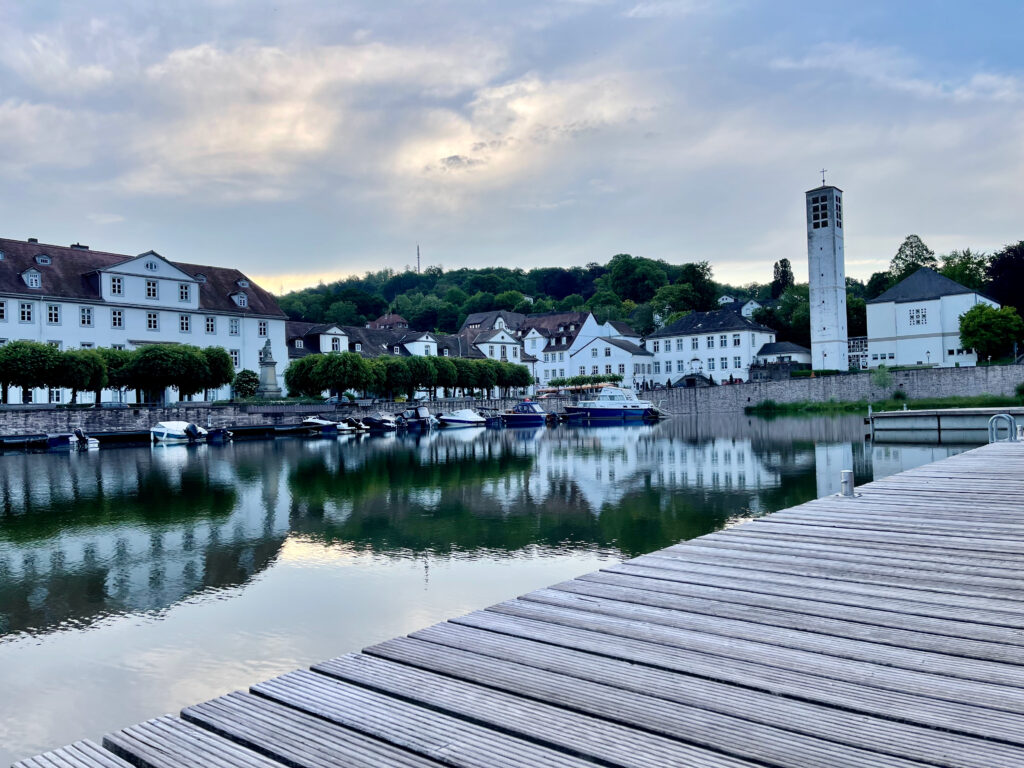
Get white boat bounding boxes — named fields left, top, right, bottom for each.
left=438, top=408, right=487, bottom=428
left=301, top=415, right=355, bottom=434
left=151, top=421, right=208, bottom=443
left=564, top=387, right=656, bottom=422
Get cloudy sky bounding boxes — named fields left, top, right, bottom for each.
left=2, top=1, right=1021, bottom=292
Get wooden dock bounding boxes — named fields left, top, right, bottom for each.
left=17, top=441, right=1024, bottom=768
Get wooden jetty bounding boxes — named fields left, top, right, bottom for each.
left=16, top=440, right=1024, bottom=768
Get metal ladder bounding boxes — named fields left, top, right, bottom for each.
left=988, top=413, right=1019, bottom=442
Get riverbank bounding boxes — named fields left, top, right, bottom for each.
left=745, top=393, right=1024, bottom=416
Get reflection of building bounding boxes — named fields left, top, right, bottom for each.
left=815, top=442, right=854, bottom=497
left=871, top=444, right=969, bottom=480
left=0, top=446, right=290, bottom=636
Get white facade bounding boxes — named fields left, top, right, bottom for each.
left=645, top=323, right=776, bottom=385
left=866, top=291, right=996, bottom=368
left=806, top=185, right=849, bottom=370
left=0, top=248, right=286, bottom=404
left=568, top=338, right=651, bottom=389
left=532, top=315, right=621, bottom=385
left=755, top=346, right=812, bottom=365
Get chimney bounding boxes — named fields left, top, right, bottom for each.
left=70, top=243, right=90, bottom=250
left=27, top=237, right=38, bottom=243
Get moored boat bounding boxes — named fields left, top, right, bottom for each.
left=396, top=405, right=435, bottom=431
left=501, top=400, right=547, bottom=428
left=151, top=421, right=208, bottom=444
left=362, top=412, right=398, bottom=432
left=438, top=408, right=486, bottom=428
left=564, top=386, right=656, bottom=422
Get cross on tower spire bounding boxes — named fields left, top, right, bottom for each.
left=820, top=168, right=828, bottom=186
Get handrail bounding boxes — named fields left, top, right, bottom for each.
left=988, top=413, right=1018, bottom=442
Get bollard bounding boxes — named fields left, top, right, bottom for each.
left=840, top=470, right=854, bottom=497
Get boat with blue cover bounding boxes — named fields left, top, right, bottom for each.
left=501, top=400, right=547, bottom=428
left=564, top=386, right=656, bottom=422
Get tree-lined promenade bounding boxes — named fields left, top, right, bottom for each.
left=0, top=342, right=236, bottom=405
left=285, top=351, right=532, bottom=400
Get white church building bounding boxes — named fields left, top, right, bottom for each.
left=866, top=267, right=998, bottom=367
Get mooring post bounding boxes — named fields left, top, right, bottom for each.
left=840, top=470, right=854, bottom=497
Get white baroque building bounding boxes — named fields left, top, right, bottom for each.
left=865, top=267, right=998, bottom=367
left=0, top=237, right=288, bottom=403
left=806, top=184, right=849, bottom=370
left=645, top=310, right=777, bottom=384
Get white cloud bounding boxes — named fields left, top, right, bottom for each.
left=625, top=1, right=713, bottom=19
left=87, top=213, right=125, bottom=225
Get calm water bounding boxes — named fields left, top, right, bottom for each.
left=0, top=416, right=972, bottom=763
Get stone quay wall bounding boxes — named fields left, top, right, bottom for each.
left=654, top=364, right=1024, bottom=415
left=0, top=396, right=571, bottom=437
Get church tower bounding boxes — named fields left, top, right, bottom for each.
left=806, top=181, right=848, bottom=371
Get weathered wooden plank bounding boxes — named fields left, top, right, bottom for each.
left=103, top=715, right=283, bottom=768
left=315, top=652, right=945, bottom=768
left=182, top=691, right=444, bottom=767
left=362, top=633, right=1024, bottom=768
left=251, top=670, right=602, bottom=768
left=12, top=741, right=133, bottom=768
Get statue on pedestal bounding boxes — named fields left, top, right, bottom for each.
left=257, top=339, right=283, bottom=399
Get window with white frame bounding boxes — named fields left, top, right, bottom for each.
left=145, top=279, right=158, bottom=299
left=579, top=366, right=586, bottom=375
left=708, top=358, right=715, bottom=370
left=355, top=342, right=362, bottom=352
left=0, top=301, right=6, bottom=321
left=110, top=276, right=123, bottom=295
left=394, top=346, right=400, bottom=354
left=26, top=272, right=40, bottom=289
left=20, top=302, right=32, bottom=322
left=147, top=312, right=159, bottom=331
left=605, top=364, right=612, bottom=374
left=331, top=337, right=341, bottom=351
left=295, top=339, right=304, bottom=348
left=512, top=347, right=518, bottom=358
left=591, top=365, right=598, bottom=375
left=732, top=334, right=740, bottom=346
left=235, top=293, right=248, bottom=308
left=81, top=342, right=94, bottom=349
left=49, top=388, right=62, bottom=403
left=205, top=316, right=216, bottom=333
left=230, top=349, right=240, bottom=368
left=653, top=341, right=660, bottom=353
left=665, top=361, right=673, bottom=373
left=734, top=356, right=742, bottom=368
left=229, top=318, right=240, bottom=335
left=654, top=361, right=661, bottom=374
left=719, top=335, right=727, bottom=347
left=691, top=338, right=698, bottom=350
left=111, top=309, right=123, bottom=328
left=706, top=336, right=715, bottom=348
left=677, top=359, right=683, bottom=371
left=111, top=344, right=125, bottom=350
left=604, top=347, right=611, bottom=357
left=47, top=304, right=60, bottom=324
left=179, top=283, right=190, bottom=302
left=591, top=347, right=598, bottom=357
left=720, top=357, right=728, bottom=370
left=145, top=261, right=158, bottom=271
left=80, top=306, right=93, bottom=327
left=258, top=321, right=268, bottom=337
left=179, top=314, right=190, bottom=333
left=618, top=363, right=625, bottom=374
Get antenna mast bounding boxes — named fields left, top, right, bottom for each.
left=416, top=244, right=421, bottom=274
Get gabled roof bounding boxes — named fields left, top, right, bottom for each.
left=521, top=310, right=591, bottom=332
left=459, top=310, right=527, bottom=332
left=647, top=310, right=775, bottom=338
left=866, top=267, right=988, bottom=304
left=286, top=321, right=345, bottom=340
left=572, top=335, right=653, bottom=357
left=756, top=341, right=810, bottom=356
left=0, top=237, right=285, bottom=317
left=367, top=313, right=409, bottom=328
left=607, top=320, right=639, bottom=337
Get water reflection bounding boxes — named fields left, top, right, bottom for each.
left=0, top=415, right=974, bottom=642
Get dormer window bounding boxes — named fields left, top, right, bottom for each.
left=295, top=339, right=304, bottom=349
left=236, top=279, right=249, bottom=288
left=443, top=349, right=449, bottom=356
left=393, top=346, right=400, bottom=354
left=35, top=254, right=51, bottom=266
left=355, top=342, right=362, bottom=352
left=145, top=261, right=158, bottom=271
left=234, top=293, right=248, bottom=308
left=24, top=270, right=41, bottom=289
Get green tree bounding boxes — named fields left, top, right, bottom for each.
left=959, top=304, right=1024, bottom=361
left=202, top=347, right=236, bottom=394
left=890, top=235, right=937, bottom=283
left=940, top=249, right=988, bottom=292
left=55, top=349, right=107, bottom=405
left=770, top=258, right=795, bottom=299
left=233, top=369, right=260, bottom=399
left=461, top=291, right=496, bottom=316
left=314, top=352, right=370, bottom=396
left=0, top=341, right=61, bottom=403
left=378, top=356, right=411, bottom=399
left=865, top=271, right=893, bottom=300
left=285, top=355, right=323, bottom=397
left=652, top=283, right=698, bottom=320
left=451, top=358, right=478, bottom=397
left=986, top=241, right=1024, bottom=313
left=475, top=359, right=500, bottom=397
left=430, top=356, right=458, bottom=397
left=608, top=254, right=668, bottom=303
left=97, top=347, right=136, bottom=403
left=870, top=364, right=892, bottom=389
left=405, top=356, right=437, bottom=398
left=629, top=303, right=656, bottom=336
left=557, top=293, right=585, bottom=312
left=494, top=290, right=525, bottom=311
left=846, top=295, right=867, bottom=337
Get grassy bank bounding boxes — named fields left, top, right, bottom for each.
left=746, top=394, right=1024, bottom=417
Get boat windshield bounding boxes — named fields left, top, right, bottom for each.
left=513, top=402, right=543, bottom=414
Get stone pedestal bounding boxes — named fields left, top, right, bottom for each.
left=257, top=339, right=283, bottom=399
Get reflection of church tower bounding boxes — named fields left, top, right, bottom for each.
left=806, top=181, right=848, bottom=370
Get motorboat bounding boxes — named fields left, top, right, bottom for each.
left=476, top=408, right=504, bottom=427
left=564, top=386, right=656, bottom=422
left=362, top=412, right=399, bottom=432
left=397, top=405, right=435, bottom=431
left=151, top=421, right=208, bottom=444
left=302, top=415, right=341, bottom=434
left=46, top=428, right=100, bottom=451
left=501, top=400, right=548, bottom=428
left=205, top=427, right=233, bottom=444
left=341, top=417, right=370, bottom=433
left=438, top=408, right=486, bottom=428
